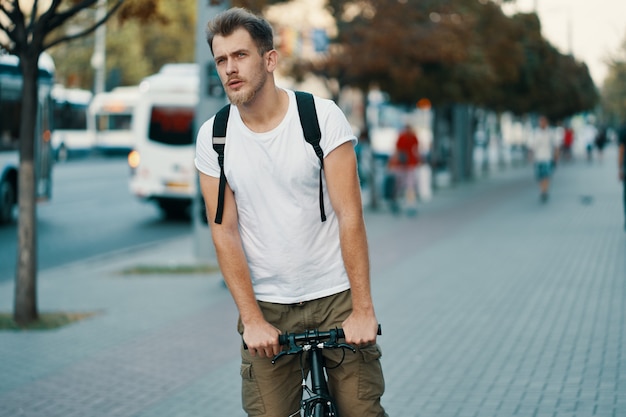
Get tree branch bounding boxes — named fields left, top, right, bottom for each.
left=6, top=0, right=26, bottom=54
left=28, top=0, right=38, bottom=32
left=43, top=0, right=99, bottom=32
left=43, top=0, right=125, bottom=50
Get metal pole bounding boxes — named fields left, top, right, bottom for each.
left=91, top=0, right=106, bottom=94
left=193, top=0, right=229, bottom=263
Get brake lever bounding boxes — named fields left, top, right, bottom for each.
left=272, top=333, right=305, bottom=364
left=271, top=350, right=288, bottom=364
left=336, top=342, right=357, bottom=353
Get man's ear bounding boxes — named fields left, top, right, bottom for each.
left=266, top=49, right=279, bottom=72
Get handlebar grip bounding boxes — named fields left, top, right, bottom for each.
left=277, top=324, right=382, bottom=346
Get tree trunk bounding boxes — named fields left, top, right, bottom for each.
left=13, top=51, right=40, bottom=326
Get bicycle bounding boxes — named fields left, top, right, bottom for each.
left=271, top=324, right=383, bottom=417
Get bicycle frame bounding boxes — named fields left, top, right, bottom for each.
left=272, top=326, right=382, bottom=417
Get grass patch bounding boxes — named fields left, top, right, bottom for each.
left=118, top=264, right=220, bottom=276
left=0, top=311, right=100, bottom=331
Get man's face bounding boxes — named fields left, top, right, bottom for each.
left=212, top=28, right=268, bottom=106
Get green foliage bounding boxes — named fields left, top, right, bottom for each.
left=315, top=0, right=597, bottom=119
left=49, top=0, right=197, bottom=89
left=601, top=34, right=626, bottom=125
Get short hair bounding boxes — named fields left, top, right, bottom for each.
left=206, top=7, right=274, bottom=56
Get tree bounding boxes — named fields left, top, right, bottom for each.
left=498, top=12, right=597, bottom=121
left=0, top=0, right=165, bottom=326
left=309, top=0, right=595, bottom=119
left=601, top=32, right=626, bottom=126
left=49, top=0, right=196, bottom=89
left=48, top=0, right=285, bottom=91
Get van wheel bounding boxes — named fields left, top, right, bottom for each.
left=0, top=179, right=16, bottom=224
left=158, top=200, right=190, bottom=220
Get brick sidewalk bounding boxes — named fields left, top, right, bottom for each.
left=0, top=146, right=624, bottom=417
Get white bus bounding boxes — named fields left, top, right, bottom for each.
left=51, top=84, right=93, bottom=161
left=89, top=85, right=139, bottom=153
left=128, top=63, right=198, bottom=218
left=0, top=53, right=55, bottom=224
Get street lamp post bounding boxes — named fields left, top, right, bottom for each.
left=193, top=0, right=229, bottom=262
left=91, top=0, right=106, bottom=94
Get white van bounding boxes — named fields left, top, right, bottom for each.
left=128, top=64, right=198, bottom=218
left=89, top=85, right=139, bottom=153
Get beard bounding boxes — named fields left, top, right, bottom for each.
left=227, top=85, right=257, bottom=106
left=225, top=63, right=268, bottom=106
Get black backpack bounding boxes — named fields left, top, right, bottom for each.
left=211, top=91, right=327, bottom=224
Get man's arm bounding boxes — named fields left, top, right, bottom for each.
left=323, top=142, right=379, bottom=345
left=198, top=172, right=281, bottom=357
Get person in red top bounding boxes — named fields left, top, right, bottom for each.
left=562, top=124, right=574, bottom=162
left=388, top=124, right=420, bottom=215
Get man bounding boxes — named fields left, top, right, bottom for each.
left=530, top=115, right=559, bottom=202
left=618, top=122, right=626, bottom=229
left=194, top=8, right=387, bottom=417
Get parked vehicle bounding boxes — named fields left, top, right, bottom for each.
left=128, top=64, right=198, bottom=218
left=0, top=53, right=55, bottom=224
left=51, top=84, right=93, bottom=161
left=89, top=86, right=139, bottom=154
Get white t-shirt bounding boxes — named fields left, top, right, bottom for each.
left=195, top=89, right=357, bottom=304
left=530, top=127, right=559, bottom=162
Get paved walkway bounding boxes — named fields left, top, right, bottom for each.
left=0, top=146, right=624, bottom=417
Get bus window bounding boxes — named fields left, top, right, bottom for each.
left=53, top=101, right=88, bottom=131
left=96, top=113, right=132, bottom=131
left=148, top=106, right=194, bottom=146
left=0, top=99, right=21, bottom=151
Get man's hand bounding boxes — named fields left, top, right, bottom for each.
left=243, top=320, right=281, bottom=358
left=342, top=312, right=379, bottom=347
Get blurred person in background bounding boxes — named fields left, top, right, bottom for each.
left=529, top=116, right=560, bottom=203
left=388, top=124, right=420, bottom=216
left=561, top=122, right=574, bottom=162
left=582, top=118, right=598, bottom=163
left=618, top=122, right=626, bottom=230
left=594, top=125, right=609, bottom=163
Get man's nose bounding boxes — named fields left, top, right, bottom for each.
left=225, top=59, right=237, bottom=75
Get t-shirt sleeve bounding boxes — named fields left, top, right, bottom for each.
left=194, top=117, right=220, bottom=178
left=316, top=97, right=357, bottom=157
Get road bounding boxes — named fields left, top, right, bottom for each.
left=0, top=156, right=192, bottom=283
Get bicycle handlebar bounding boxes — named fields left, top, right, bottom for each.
left=278, top=324, right=382, bottom=346
left=242, top=324, right=382, bottom=350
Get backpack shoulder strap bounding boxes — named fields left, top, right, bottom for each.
left=212, top=104, right=231, bottom=224
left=295, top=91, right=326, bottom=222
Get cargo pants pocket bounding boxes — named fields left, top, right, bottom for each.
left=358, top=344, right=386, bottom=401
left=240, top=361, right=265, bottom=416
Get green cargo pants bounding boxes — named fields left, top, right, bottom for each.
left=237, top=289, right=388, bottom=417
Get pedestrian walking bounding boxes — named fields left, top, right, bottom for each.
left=581, top=119, right=598, bottom=163
left=595, top=125, right=609, bottom=163
left=561, top=122, right=574, bottom=162
left=529, top=116, right=560, bottom=203
left=195, top=8, right=387, bottom=417
left=387, top=124, right=420, bottom=215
